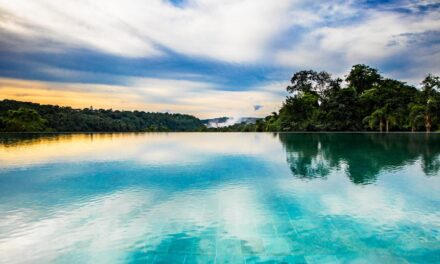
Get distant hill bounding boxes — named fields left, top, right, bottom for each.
left=202, top=117, right=261, bottom=128
left=0, top=99, right=204, bottom=132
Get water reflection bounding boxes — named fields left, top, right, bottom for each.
left=0, top=133, right=284, bottom=169
left=0, top=133, right=439, bottom=263
left=279, top=133, right=440, bottom=184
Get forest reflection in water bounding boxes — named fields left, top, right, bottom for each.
left=1, top=132, right=439, bottom=184
left=279, top=133, right=440, bottom=184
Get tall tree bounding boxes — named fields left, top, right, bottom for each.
left=409, top=104, right=426, bottom=132
left=419, top=74, right=440, bottom=132
left=279, top=92, right=320, bottom=131
left=287, top=70, right=338, bottom=100
left=346, top=64, right=382, bottom=94
left=361, top=78, right=415, bottom=132
left=320, top=87, right=361, bottom=131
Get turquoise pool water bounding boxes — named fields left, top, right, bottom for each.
left=0, top=133, right=439, bottom=263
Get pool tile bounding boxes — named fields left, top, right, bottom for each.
left=274, top=221, right=296, bottom=236
left=168, top=237, right=197, bottom=254
left=281, top=255, right=307, bottom=264
left=153, top=253, right=186, bottom=264
left=146, top=240, right=171, bottom=254
left=215, top=254, right=245, bottom=264
left=257, top=223, right=277, bottom=237
left=304, top=254, right=340, bottom=264
left=127, top=252, right=156, bottom=263
left=287, top=239, right=305, bottom=255
left=291, top=219, right=317, bottom=233
left=263, top=237, right=292, bottom=256
left=233, top=224, right=258, bottom=237
left=217, top=238, right=243, bottom=256
left=244, top=255, right=278, bottom=264
left=245, top=255, right=307, bottom=264
left=240, top=237, right=266, bottom=255
left=399, top=248, right=440, bottom=263
left=54, top=251, right=90, bottom=264
left=196, top=236, right=217, bottom=255
left=184, top=253, right=216, bottom=264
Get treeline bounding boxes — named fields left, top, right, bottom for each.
left=1, top=64, right=439, bottom=133
left=0, top=100, right=204, bottom=132
left=226, top=64, right=440, bottom=132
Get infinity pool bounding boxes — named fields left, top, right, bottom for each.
left=0, top=133, right=439, bottom=263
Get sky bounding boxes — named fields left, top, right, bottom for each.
left=0, top=0, right=439, bottom=118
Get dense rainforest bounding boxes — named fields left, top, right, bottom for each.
left=0, top=100, right=203, bottom=132
left=215, top=64, right=440, bottom=132
left=0, top=64, right=439, bottom=132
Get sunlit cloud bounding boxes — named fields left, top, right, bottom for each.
left=0, top=77, right=284, bottom=118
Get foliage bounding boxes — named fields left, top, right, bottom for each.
left=1, top=65, right=439, bottom=133
left=217, top=65, right=439, bottom=132
left=0, top=108, right=48, bottom=132
left=345, top=64, right=381, bottom=94
left=0, top=100, right=204, bottom=132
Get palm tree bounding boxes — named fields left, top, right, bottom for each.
left=420, top=74, right=440, bottom=132
left=365, top=108, right=385, bottom=132
left=409, top=104, right=425, bottom=132
left=365, top=105, right=396, bottom=132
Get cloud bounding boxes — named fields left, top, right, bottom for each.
left=254, top=104, right=263, bottom=111
left=0, top=185, right=279, bottom=263
left=0, top=0, right=439, bottom=115
left=0, top=77, right=284, bottom=118
left=276, top=163, right=440, bottom=228
left=276, top=6, right=440, bottom=83
left=0, top=0, right=294, bottom=63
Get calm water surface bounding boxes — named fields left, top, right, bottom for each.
left=0, top=133, right=439, bottom=263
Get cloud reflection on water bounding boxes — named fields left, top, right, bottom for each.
left=0, top=133, right=439, bottom=263
left=0, top=133, right=284, bottom=168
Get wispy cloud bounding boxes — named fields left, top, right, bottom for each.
left=0, top=0, right=294, bottom=62
left=276, top=2, right=440, bottom=82
left=0, top=0, right=439, bottom=116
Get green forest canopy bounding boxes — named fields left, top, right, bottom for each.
left=0, top=64, right=439, bottom=132
left=225, top=64, right=439, bottom=132
left=0, top=100, right=204, bottom=132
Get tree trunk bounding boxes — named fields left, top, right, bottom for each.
left=386, top=119, right=389, bottom=133
left=411, top=126, right=415, bottom=132
left=425, top=114, right=432, bottom=133
left=379, top=119, right=384, bottom=133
